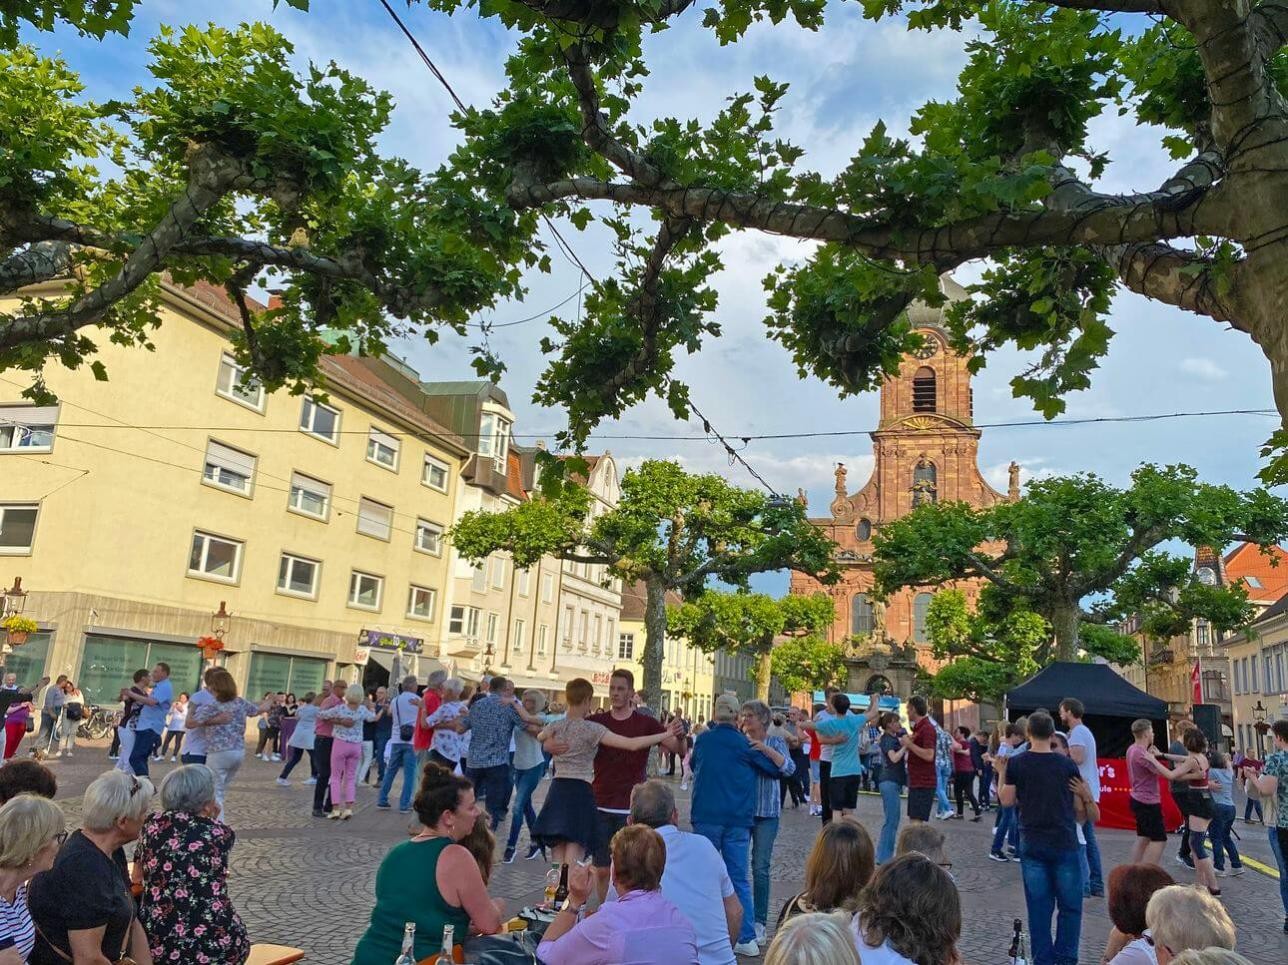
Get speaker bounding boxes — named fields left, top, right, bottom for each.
left=1193, top=703, right=1223, bottom=749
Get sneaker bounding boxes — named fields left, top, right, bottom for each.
left=271, top=754, right=282, bottom=762
left=341, top=808, right=353, bottom=820
left=1175, top=854, right=1196, bottom=870
left=951, top=813, right=964, bottom=820
left=732, top=940, right=759, bottom=957
left=525, top=844, right=545, bottom=861
left=107, top=755, right=118, bottom=761
left=255, top=753, right=264, bottom=760
left=970, top=813, right=982, bottom=822
left=988, top=851, right=1010, bottom=863
left=170, top=756, right=177, bottom=762
left=754, top=923, right=766, bottom=944
left=276, top=778, right=291, bottom=787
left=1215, top=869, right=1230, bottom=877
left=305, top=777, right=317, bottom=785
left=399, top=807, right=412, bottom=814
left=1228, top=867, right=1245, bottom=877
left=376, top=802, right=391, bottom=810
left=1006, top=849, right=1020, bottom=860
left=503, top=847, right=517, bottom=864
left=328, top=810, right=342, bottom=820
left=680, top=782, right=689, bottom=791
left=312, top=809, right=326, bottom=818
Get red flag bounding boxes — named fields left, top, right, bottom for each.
left=1191, top=659, right=1202, bottom=705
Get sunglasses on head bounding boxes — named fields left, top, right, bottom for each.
left=52, top=830, right=68, bottom=846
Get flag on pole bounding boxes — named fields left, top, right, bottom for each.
left=1191, top=659, right=1202, bottom=705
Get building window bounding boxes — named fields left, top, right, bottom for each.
left=188, top=531, right=242, bottom=582
left=246, top=652, right=326, bottom=699
left=517, top=568, right=531, bottom=597
left=491, top=556, right=506, bottom=589
left=215, top=354, right=264, bottom=411
left=1251, top=656, right=1259, bottom=692
left=578, top=611, right=589, bottom=651
left=913, top=592, right=933, bottom=644
left=852, top=593, right=874, bottom=636
left=348, top=570, right=383, bottom=610
left=356, top=498, right=393, bottom=541
left=79, top=635, right=207, bottom=708
left=277, top=553, right=320, bottom=598
left=618, top=632, right=635, bottom=660
left=485, top=612, right=499, bottom=647
left=414, top=519, right=443, bottom=556
left=593, top=614, right=603, bottom=655
left=912, top=366, right=937, bottom=413
left=537, top=625, right=548, bottom=656
left=512, top=619, right=526, bottom=655
left=299, top=398, right=340, bottom=443
left=288, top=472, right=331, bottom=520
left=202, top=440, right=257, bottom=495
left=542, top=573, right=554, bottom=603
left=366, top=427, right=400, bottom=470
left=408, top=585, right=437, bottom=621
left=478, top=411, right=511, bottom=469
left=449, top=605, right=480, bottom=639
left=0, top=503, right=38, bottom=555
left=471, top=565, right=486, bottom=593
left=562, top=606, right=574, bottom=649
left=0, top=405, right=57, bottom=452
left=856, top=518, right=872, bottom=541
left=422, top=455, right=449, bottom=492
left=1195, top=620, right=1211, bottom=649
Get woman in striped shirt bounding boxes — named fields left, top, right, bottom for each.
left=0, top=794, right=66, bottom=962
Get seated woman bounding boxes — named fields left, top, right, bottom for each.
left=135, top=765, right=250, bottom=965
left=777, top=818, right=875, bottom=927
left=352, top=764, right=503, bottom=964
left=853, top=853, right=962, bottom=965
left=1101, top=863, right=1174, bottom=964
left=0, top=760, right=56, bottom=806
left=764, top=912, right=861, bottom=965
left=536, top=825, right=697, bottom=965
left=28, top=770, right=155, bottom=965
left=0, top=794, right=65, bottom=961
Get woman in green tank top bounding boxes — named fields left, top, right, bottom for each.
left=352, top=766, right=503, bottom=963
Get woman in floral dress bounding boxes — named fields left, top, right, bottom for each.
left=135, top=764, right=250, bottom=964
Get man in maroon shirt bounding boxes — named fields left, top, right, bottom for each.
left=563, top=668, right=679, bottom=903
left=901, top=694, right=938, bottom=823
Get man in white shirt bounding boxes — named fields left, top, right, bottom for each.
left=181, top=668, right=219, bottom=765
left=1060, top=697, right=1103, bottom=897
left=621, top=780, right=739, bottom=965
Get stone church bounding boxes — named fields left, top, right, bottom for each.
left=789, top=277, right=1019, bottom=721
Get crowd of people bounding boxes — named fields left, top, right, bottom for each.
left=0, top=664, right=1284, bottom=964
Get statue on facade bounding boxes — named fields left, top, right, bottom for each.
left=834, top=462, right=847, bottom=495
left=796, top=488, right=808, bottom=509
left=1008, top=461, right=1021, bottom=501
left=871, top=597, right=887, bottom=642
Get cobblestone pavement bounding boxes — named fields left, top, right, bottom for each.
left=28, top=745, right=1288, bottom=964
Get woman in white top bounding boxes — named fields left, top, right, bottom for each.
left=58, top=684, right=83, bottom=757
left=851, top=854, right=961, bottom=965
left=319, top=688, right=375, bottom=819
left=277, top=693, right=319, bottom=786
left=159, top=692, right=189, bottom=762
left=425, top=678, right=469, bottom=772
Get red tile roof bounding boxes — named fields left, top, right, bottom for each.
left=1223, top=542, right=1288, bottom=604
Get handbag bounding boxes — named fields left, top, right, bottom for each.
left=395, top=697, right=414, bottom=743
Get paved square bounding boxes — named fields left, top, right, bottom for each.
left=31, top=748, right=1288, bottom=964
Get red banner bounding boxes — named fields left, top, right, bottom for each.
left=1191, top=659, right=1202, bottom=705
left=1095, top=757, right=1183, bottom=831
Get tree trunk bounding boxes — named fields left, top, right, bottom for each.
left=755, top=651, right=772, bottom=701
left=1051, top=604, right=1080, bottom=662
left=641, top=578, right=667, bottom=709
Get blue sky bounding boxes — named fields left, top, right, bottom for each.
left=31, top=2, right=1282, bottom=593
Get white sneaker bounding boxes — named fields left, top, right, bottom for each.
left=255, top=753, right=263, bottom=760
left=680, top=782, right=689, bottom=791
left=754, top=923, right=766, bottom=944
left=276, top=778, right=291, bottom=787
left=305, top=777, right=317, bottom=785
left=271, top=754, right=282, bottom=762
left=170, top=756, right=177, bottom=762
left=733, top=940, right=759, bottom=957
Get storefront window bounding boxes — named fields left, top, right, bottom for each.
left=5, top=631, right=51, bottom=685
left=78, top=635, right=204, bottom=707
left=246, top=652, right=327, bottom=698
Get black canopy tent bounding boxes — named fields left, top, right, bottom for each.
left=1004, top=661, right=1168, bottom=756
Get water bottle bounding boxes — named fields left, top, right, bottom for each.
left=436, top=924, right=456, bottom=964
left=393, top=921, right=415, bottom=965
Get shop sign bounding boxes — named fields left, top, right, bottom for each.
left=352, top=646, right=371, bottom=666
left=360, top=630, right=423, bottom=653
left=591, top=672, right=612, bottom=685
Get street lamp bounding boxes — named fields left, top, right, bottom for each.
left=198, top=601, right=233, bottom=664
left=1, top=577, right=26, bottom=619
left=0, top=577, right=33, bottom=675
left=1253, top=699, right=1269, bottom=758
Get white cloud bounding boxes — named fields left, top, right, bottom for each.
left=1179, top=358, right=1228, bottom=382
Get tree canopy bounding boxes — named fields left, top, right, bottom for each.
left=872, top=463, right=1288, bottom=661
left=668, top=590, right=835, bottom=698
left=449, top=459, right=838, bottom=703
left=7, top=1, right=1288, bottom=467
left=769, top=633, right=849, bottom=696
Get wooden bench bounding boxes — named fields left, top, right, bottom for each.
left=247, top=944, right=306, bottom=965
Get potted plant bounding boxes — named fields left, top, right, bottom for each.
left=1, top=615, right=38, bottom=646
left=196, top=635, right=225, bottom=661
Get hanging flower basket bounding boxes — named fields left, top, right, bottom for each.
left=1, top=615, right=37, bottom=646
left=197, top=635, right=225, bottom=660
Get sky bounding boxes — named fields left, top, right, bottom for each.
left=30, top=1, right=1283, bottom=590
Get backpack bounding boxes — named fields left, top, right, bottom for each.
left=65, top=702, right=84, bottom=722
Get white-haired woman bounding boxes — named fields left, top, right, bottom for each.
left=764, top=912, right=861, bottom=965
left=28, top=770, right=154, bottom=965
left=135, top=765, right=249, bottom=964
left=0, top=794, right=65, bottom=962
left=425, top=678, right=468, bottom=772
left=318, top=686, right=375, bottom=820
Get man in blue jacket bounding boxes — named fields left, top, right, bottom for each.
left=691, top=693, right=789, bottom=958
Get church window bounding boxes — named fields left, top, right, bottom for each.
left=912, top=367, right=937, bottom=413
left=913, top=592, right=933, bottom=643
left=911, top=459, right=937, bottom=506
left=852, top=593, right=874, bottom=636
left=856, top=518, right=872, bottom=541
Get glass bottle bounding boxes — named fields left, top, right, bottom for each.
left=553, top=862, right=570, bottom=905
left=544, top=863, right=561, bottom=906
left=393, top=922, right=415, bottom=965
left=1008, top=918, right=1027, bottom=965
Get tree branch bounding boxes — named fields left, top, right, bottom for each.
left=508, top=0, right=696, bottom=28
left=1045, top=0, right=1165, bottom=10
left=563, top=43, right=666, bottom=186
left=1255, top=2, right=1288, bottom=57
left=1102, top=241, right=1245, bottom=329
left=0, top=242, right=74, bottom=293
left=964, top=552, right=1029, bottom=596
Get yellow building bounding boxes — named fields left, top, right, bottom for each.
left=615, top=581, right=714, bottom=721
left=0, top=280, right=468, bottom=704
left=1225, top=596, right=1288, bottom=758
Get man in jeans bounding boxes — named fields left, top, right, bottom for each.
left=458, top=676, right=536, bottom=830
left=999, top=710, right=1086, bottom=965
left=1059, top=697, right=1104, bottom=896
left=691, top=693, right=788, bottom=958
left=128, top=662, right=172, bottom=777
left=377, top=675, right=422, bottom=813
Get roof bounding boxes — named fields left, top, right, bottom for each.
left=556, top=453, right=603, bottom=486
left=1005, top=662, right=1167, bottom=720
left=504, top=449, right=527, bottom=503
left=620, top=580, right=683, bottom=622
left=1222, top=542, right=1288, bottom=603
left=1251, top=590, right=1288, bottom=627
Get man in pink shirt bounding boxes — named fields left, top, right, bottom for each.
left=313, top=679, right=346, bottom=817
left=1126, top=718, right=1167, bottom=865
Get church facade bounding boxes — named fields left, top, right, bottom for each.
left=789, top=279, right=1018, bottom=715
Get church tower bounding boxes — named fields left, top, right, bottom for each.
left=790, top=277, right=1017, bottom=695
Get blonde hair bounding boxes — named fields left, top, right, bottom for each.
left=82, top=770, right=154, bottom=832
left=1169, top=952, right=1253, bottom=965
left=0, top=794, right=64, bottom=870
left=1146, top=886, right=1235, bottom=954
left=764, top=912, right=861, bottom=965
